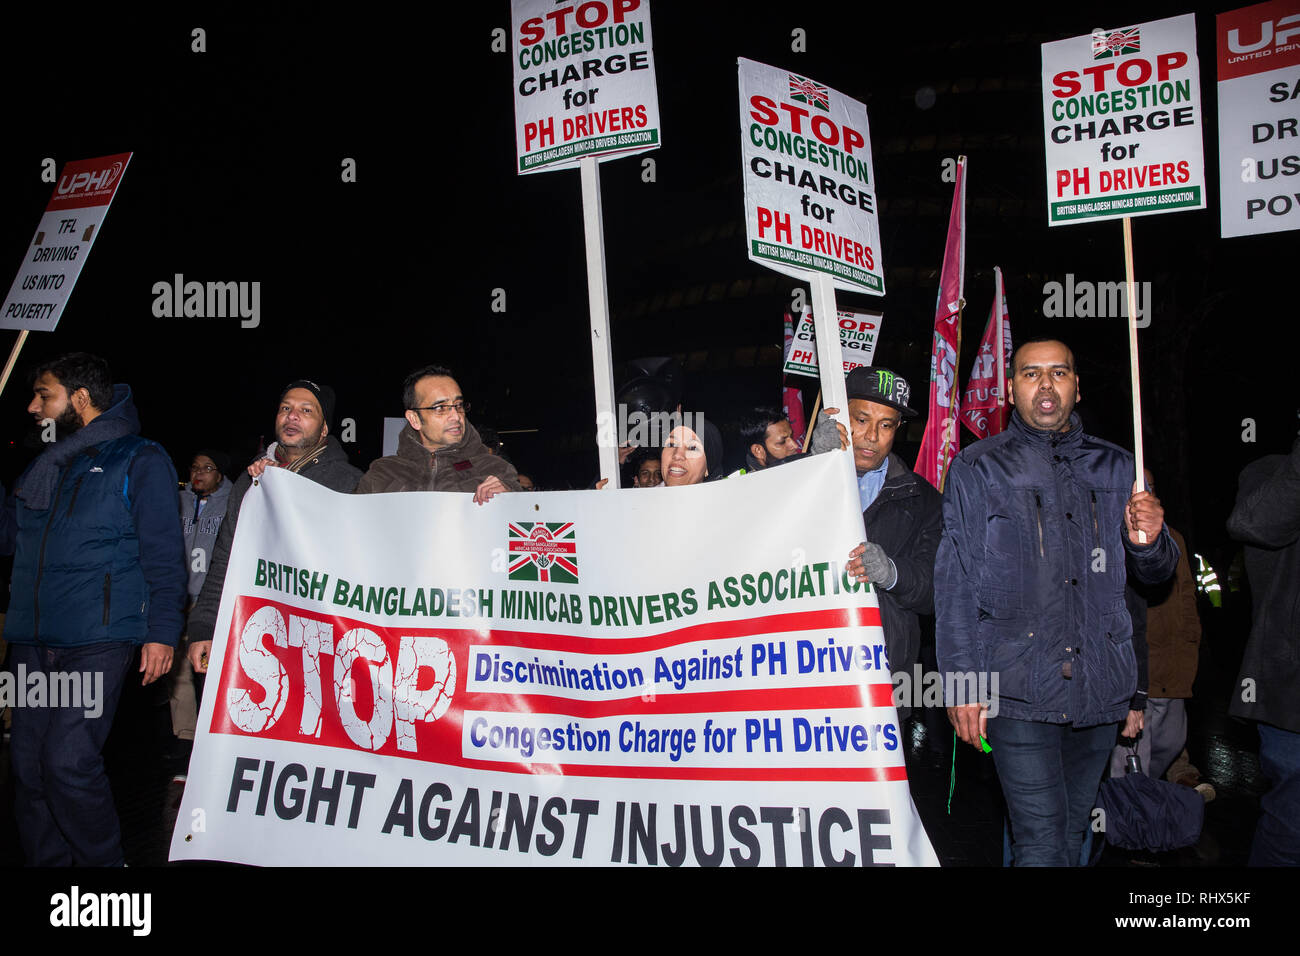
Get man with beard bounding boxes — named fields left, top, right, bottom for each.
left=0, top=353, right=186, bottom=865
left=188, top=380, right=362, bottom=673
left=936, top=339, right=1177, bottom=866
left=355, top=365, right=519, bottom=499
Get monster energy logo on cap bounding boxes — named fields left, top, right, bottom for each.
left=846, top=366, right=917, bottom=419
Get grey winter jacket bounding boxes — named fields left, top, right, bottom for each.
left=179, top=476, right=232, bottom=601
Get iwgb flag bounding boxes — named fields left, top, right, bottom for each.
left=170, top=462, right=939, bottom=866
left=960, top=266, right=1012, bottom=440
left=914, top=157, right=967, bottom=492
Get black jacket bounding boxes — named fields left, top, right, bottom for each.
left=1228, top=439, right=1300, bottom=734
left=187, top=437, right=361, bottom=645
left=862, top=453, right=943, bottom=712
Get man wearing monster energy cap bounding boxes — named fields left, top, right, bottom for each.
left=187, top=379, right=362, bottom=674
left=842, top=366, right=942, bottom=718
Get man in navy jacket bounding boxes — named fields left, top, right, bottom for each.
left=1, top=352, right=186, bottom=866
left=936, top=339, right=1177, bottom=866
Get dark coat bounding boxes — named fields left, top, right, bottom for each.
left=862, top=453, right=943, bottom=713
left=187, top=437, right=361, bottom=645
left=3, top=385, right=186, bottom=648
left=1228, top=441, right=1300, bottom=733
left=355, top=421, right=519, bottom=494
left=935, top=412, right=1179, bottom=727
left=1142, top=527, right=1201, bottom=699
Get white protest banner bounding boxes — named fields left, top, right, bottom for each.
left=1217, top=0, right=1300, bottom=237
left=0, top=152, right=131, bottom=332
left=1041, top=15, right=1205, bottom=225
left=739, top=58, right=884, bottom=295
left=783, top=307, right=883, bottom=378
left=170, top=460, right=938, bottom=867
left=512, top=0, right=661, bottom=174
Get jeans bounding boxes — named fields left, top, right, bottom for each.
left=1249, top=722, right=1300, bottom=867
left=8, top=641, right=135, bottom=866
left=987, top=716, right=1119, bottom=866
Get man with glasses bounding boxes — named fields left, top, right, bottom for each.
left=188, top=379, right=362, bottom=675
left=356, top=365, right=520, bottom=500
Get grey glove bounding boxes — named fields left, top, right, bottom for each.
left=859, top=542, right=898, bottom=590
left=809, top=410, right=843, bottom=455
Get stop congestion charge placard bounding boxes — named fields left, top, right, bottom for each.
left=170, top=457, right=938, bottom=866
left=1041, top=14, right=1206, bottom=225
left=512, top=0, right=662, bottom=174
left=739, top=58, right=885, bottom=294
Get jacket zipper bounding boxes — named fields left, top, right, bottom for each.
left=66, top=475, right=86, bottom=515
left=1090, top=491, right=1100, bottom=550
left=103, top=572, right=112, bottom=626
left=1034, top=493, right=1045, bottom=559
left=33, top=467, right=75, bottom=639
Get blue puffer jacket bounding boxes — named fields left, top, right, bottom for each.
left=935, top=412, right=1178, bottom=727
left=4, top=386, right=187, bottom=648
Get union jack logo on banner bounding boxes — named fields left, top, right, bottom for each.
left=1091, top=27, right=1140, bottom=59
left=788, top=73, right=830, bottom=111
left=507, top=522, right=578, bottom=583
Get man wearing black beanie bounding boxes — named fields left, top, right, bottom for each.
left=187, top=379, right=361, bottom=675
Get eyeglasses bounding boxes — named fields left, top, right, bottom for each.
left=190, top=464, right=218, bottom=473
left=410, top=400, right=469, bottom=417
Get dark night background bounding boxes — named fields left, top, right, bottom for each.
left=0, top=0, right=1291, bottom=587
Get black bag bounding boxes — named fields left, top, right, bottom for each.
left=1096, top=753, right=1205, bottom=851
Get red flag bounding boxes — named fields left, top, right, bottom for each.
left=960, top=265, right=1012, bottom=440
left=782, top=311, right=808, bottom=450
left=914, top=156, right=967, bottom=491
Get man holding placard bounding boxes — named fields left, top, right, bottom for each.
left=936, top=339, right=1177, bottom=866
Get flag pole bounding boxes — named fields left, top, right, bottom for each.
left=939, top=301, right=964, bottom=494
left=1122, top=215, right=1147, bottom=543
left=994, top=266, right=1005, bottom=425
left=580, top=156, right=620, bottom=489
left=804, top=388, right=823, bottom=447
left=0, top=329, right=30, bottom=399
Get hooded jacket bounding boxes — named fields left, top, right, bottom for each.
left=1228, top=440, right=1300, bottom=733
left=355, top=421, right=520, bottom=494
left=179, top=474, right=233, bottom=601
left=3, top=385, right=187, bottom=648
left=186, top=436, right=361, bottom=645
left=935, top=412, right=1179, bottom=727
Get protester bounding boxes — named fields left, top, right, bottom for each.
left=731, top=406, right=844, bottom=475
left=188, top=379, right=362, bottom=674
left=629, top=447, right=662, bottom=487
left=737, top=406, right=799, bottom=471
left=661, top=419, right=725, bottom=486
left=354, top=365, right=519, bottom=501
left=169, top=448, right=233, bottom=778
left=516, top=472, right=537, bottom=491
left=1228, top=435, right=1300, bottom=866
left=936, top=338, right=1178, bottom=866
left=840, top=368, right=942, bottom=716
left=0, top=353, right=186, bottom=865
